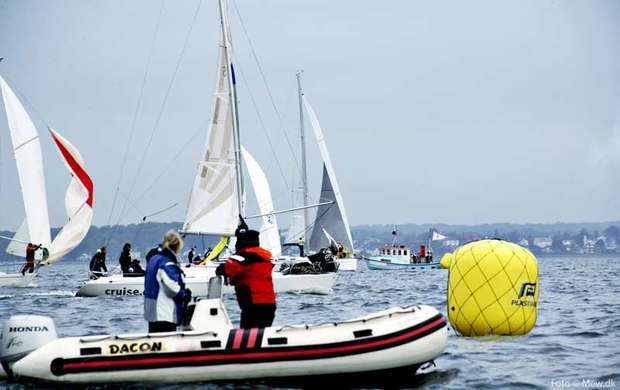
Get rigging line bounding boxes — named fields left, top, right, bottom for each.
left=132, top=120, right=207, bottom=205
left=113, top=0, right=203, bottom=228
left=116, top=190, right=146, bottom=218
left=297, top=201, right=336, bottom=245
left=234, top=59, right=290, bottom=188
left=142, top=202, right=179, bottom=221
left=105, top=0, right=166, bottom=229
left=231, top=0, right=299, bottom=167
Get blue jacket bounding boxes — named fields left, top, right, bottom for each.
left=144, top=248, right=186, bottom=325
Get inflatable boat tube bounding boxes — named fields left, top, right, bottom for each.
left=7, top=299, right=447, bottom=384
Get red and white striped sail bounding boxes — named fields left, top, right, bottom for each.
left=45, top=128, right=94, bottom=264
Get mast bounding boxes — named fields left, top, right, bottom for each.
left=218, top=0, right=244, bottom=217
left=296, top=70, right=310, bottom=232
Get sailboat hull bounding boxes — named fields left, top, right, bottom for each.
left=0, top=271, right=36, bottom=288
left=335, top=257, right=357, bottom=271
left=75, top=266, right=337, bottom=297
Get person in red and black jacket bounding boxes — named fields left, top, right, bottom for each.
left=21, top=243, right=41, bottom=275
left=216, top=226, right=276, bottom=329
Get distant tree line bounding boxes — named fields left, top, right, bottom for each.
left=1, top=221, right=618, bottom=262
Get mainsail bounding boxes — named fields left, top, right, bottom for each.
left=304, top=97, right=354, bottom=253
left=45, top=128, right=94, bottom=264
left=182, top=46, right=238, bottom=236
left=241, top=146, right=281, bottom=258
left=0, top=75, right=52, bottom=251
left=183, top=0, right=243, bottom=237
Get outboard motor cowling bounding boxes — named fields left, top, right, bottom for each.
left=0, top=315, right=57, bottom=376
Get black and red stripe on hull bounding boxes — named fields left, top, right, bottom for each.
left=50, top=314, right=446, bottom=376
left=225, top=327, right=265, bottom=350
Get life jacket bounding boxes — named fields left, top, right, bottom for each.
left=218, top=247, right=275, bottom=310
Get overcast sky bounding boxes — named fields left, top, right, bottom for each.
left=0, top=0, right=618, bottom=231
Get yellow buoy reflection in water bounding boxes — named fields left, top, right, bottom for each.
left=442, top=239, right=539, bottom=336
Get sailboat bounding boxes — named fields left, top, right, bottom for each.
left=75, top=0, right=337, bottom=297
left=0, top=75, right=94, bottom=287
left=284, top=73, right=357, bottom=271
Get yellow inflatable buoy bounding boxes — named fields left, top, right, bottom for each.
left=442, top=239, right=539, bottom=336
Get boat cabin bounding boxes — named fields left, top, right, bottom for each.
left=380, top=245, right=411, bottom=257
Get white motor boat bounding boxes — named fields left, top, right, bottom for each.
left=1, top=279, right=447, bottom=385
left=75, top=264, right=337, bottom=297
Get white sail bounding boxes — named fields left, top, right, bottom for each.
left=0, top=75, right=52, bottom=249
left=285, top=188, right=306, bottom=244
left=241, top=146, right=281, bottom=258
left=182, top=46, right=239, bottom=236
left=303, top=96, right=354, bottom=253
left=45, top=128, right=93, bottom=264
left=5, top=219, right=29, bottom=257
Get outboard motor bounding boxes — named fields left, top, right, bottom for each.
left=0, top=315, right=58, bottom=378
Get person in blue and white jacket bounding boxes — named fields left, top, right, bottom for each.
left=144, top=230, right=191, bottom=333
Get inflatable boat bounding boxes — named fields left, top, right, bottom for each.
left=75, top=265, right=337, bottom=297
left=1, top=280, right=447, bottom=385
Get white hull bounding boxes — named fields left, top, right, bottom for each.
left=276, top=255, right=356, bottom=271
left=0, top=271, right=35, bottom=288
left=8, top=299, right=447, bottom=384
left=75, top=266, right=337, bottom=297
left=364, top=257, right=439, bottom=270
left=335, top=257, right=357, bottom=271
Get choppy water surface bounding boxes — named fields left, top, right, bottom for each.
left=1, top=256, right=619, bottom=389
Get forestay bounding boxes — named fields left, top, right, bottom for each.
left=45, top=128, right=94, bottom=264
left=285, top=189, right=306, bottom=244
left=303, top=97, right=354, bottom=253
left=183, top=46, right=239, bottom=236
left=0, top=75, right=52, bottom=251
left=241, top=147, right=281, bottom=258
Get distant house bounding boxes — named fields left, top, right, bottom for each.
left=562, top=239, right=575, bottom=252
left=581, top=237, right=596, bottom=254
left=442, top=239, right=460, bottom=248
left=533, top=237, right=552, bottom=249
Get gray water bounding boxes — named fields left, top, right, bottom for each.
left=1, top=256, right=619, bottom=389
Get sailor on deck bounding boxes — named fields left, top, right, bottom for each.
left=89, top=247, right=107, bottom=279
left=21, top=243, right=41, bottom=275
left=119, top=243, right=132, bottom=274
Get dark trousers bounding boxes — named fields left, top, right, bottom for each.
left=148, top=321, right=177, bottom=333
left=240, top=304, right=276, bottom=329
left=21, top=260, right=35, bottom=275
